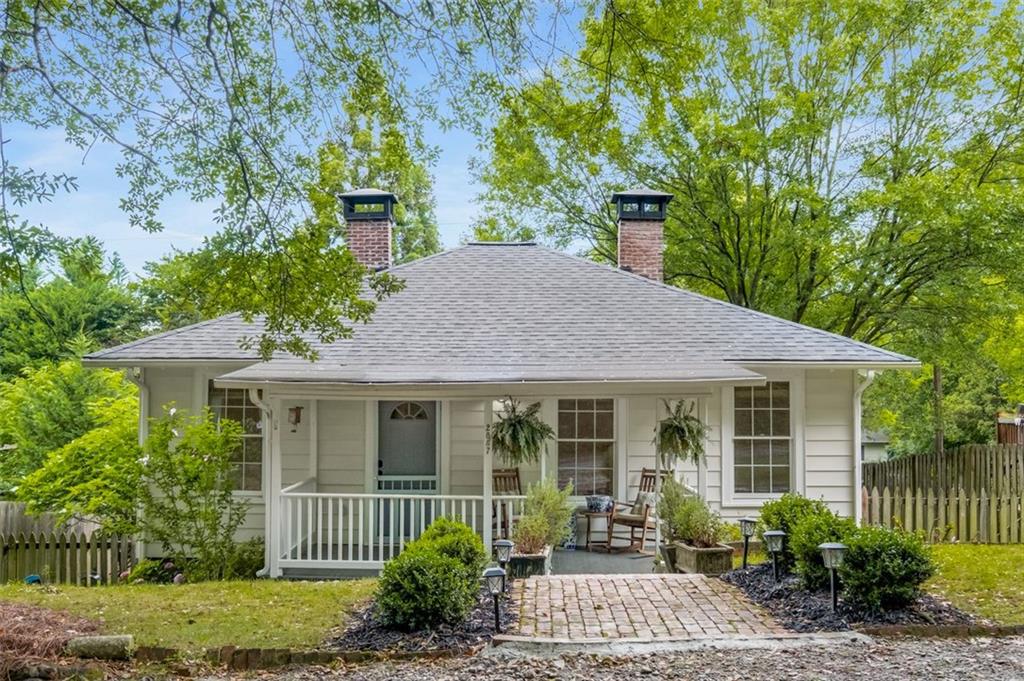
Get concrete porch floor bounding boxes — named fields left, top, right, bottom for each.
left=551, top=547, right=655, bottom=575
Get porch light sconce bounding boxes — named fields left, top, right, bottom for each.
left=483, top=567, right=506, bottom=633
left=494, top=539, right=514, bottom=590
left=818, top=542, right=847, bottom=612
left=287, top=406, right=303, bottom=432
left=763, top=530, right=786, bottom=583
left=738, top=517, right=757, bottom=569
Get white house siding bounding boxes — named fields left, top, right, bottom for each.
left=804, top=369, right=856, bottom=517
left=315, top=400, right=366, bottom=494
left=141, top=365, right=266, bottom=550
left=623, top=396, right=720, bottom=504
left=448, top=400, right=486, bottom=495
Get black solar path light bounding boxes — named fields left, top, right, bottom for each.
left=763, top=530, right=786, bottom=583
left=494, top=539, right=514, bottom=590
left=818, top=542, right=848, bottom=612
left=739, top=517, right=757, bottom=569
left=483, top=567, right=506, bottom=633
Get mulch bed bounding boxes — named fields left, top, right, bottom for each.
left=327, top=587, right=517, bottom=655
left=721, top=564, right=979, bottom=633
left=0, top=599, right=103, bottom=680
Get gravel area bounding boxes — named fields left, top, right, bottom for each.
left=201, top=636, right=1024, bottom=680
left=721, top=564, right=978, bottom=632
left=326, top=587, right=516, bottom=654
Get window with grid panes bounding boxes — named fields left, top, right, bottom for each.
left=557, top=399, right=614, bottom=496
left=208, top=381, right=263, bottom=491
left=733, top=382, right=790, bottom=494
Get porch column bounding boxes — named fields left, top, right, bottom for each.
left=483, top=399, right=493, bottom=553
left=308, top=399, right=318, bottom=479
left=250, top=390, right=282, bottom=578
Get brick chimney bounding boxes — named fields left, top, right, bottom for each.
left=339, top=188, right=398, bottom=270
left=610, top=188, right=673, bottom=281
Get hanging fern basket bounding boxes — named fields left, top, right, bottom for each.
left=488, top=397, right=555, bottom=467
left=655, top=399, right=709, bottom=469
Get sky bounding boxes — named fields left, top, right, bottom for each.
left=7, top=118, right=484, bottom=278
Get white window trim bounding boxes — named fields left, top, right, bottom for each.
left=721, top=369, right=805, bottom=509
left=555, top=398, right=617, bottom=498
left=198, top=367, right=265, bottom=498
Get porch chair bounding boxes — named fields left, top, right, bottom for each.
left=492, top=468, right=522, bottom=539
left=606, top=468, right=668, bottom=553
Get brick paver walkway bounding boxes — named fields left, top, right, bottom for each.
left=510, top=573, right=788, bottom=641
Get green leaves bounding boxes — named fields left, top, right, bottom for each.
left=137, top=406, right=250, bottom=581
left=0, top=359, right=135, bottom=492
left=2, top=0, right=538, bottom=358
left=655, top=399, right=708, bottom=468
left=487, top=397, right=556, bottom=467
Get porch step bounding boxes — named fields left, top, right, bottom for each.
left=280, top=566, right=379, bottom=581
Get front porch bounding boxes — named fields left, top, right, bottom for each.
left=273, top=477, right=525, bottom=575
left=257, top=394, right=706, bottom=577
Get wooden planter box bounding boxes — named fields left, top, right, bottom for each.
left=674, top=541, right=734, bottom=575
left=508, top=545, right=551, bottom=579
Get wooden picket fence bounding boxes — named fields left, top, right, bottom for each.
left=862, top=444, right=1024, bottom=497
left=861, top=485, right=1024, bottom=544
left=0, top=501, right=100, bottom=536
left=0, top=532, right=133, bottom=585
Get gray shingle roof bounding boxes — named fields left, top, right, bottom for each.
left=86, top=243, right=916, bottom=383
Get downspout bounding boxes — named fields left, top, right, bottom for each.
left=248, top=388, right=274, bottom=578
left=853, top=370, right=876, bottom=526
left=125, top=368, right=149, bottom=447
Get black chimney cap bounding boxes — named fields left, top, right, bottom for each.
left=339, top=188, right=399, bottom=221
left=610, top=187, right=673, bottom=220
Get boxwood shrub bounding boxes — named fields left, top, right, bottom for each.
left=838, top=526, right=935, bottom=612
left=758, top=493, right=830, bottom=568
left=375, top=517, right=485, bottom=631
left=417, top=516, right=488, bottom=575
left=790, top=511, right=856, bottom=590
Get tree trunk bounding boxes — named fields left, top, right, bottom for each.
left=933, top=364, right=944, bottom=456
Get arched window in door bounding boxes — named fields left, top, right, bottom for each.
left=390, top=401, right=429, bottom=420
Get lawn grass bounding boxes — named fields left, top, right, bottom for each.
left=927, top=544, right=1024, bottom=625
left=731, top=550, right=766, bottom=569
left=0, top=579, right=376, bottom=652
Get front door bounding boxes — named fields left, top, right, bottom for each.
left=377, top=400, right=438, bottom=493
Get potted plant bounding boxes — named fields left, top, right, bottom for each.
left=509, top=478, right=573, bottom=578
left=488, top=397, right=555, bottom=467
left=652, top=400, right=710, bottom=551
left=656, top=477, right=691, bottom=572
left=669, top=495, right=733, bottom=575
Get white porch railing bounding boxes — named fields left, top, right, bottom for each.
left=278, top=480, right=525, bottom=571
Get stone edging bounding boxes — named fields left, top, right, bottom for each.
left=135, top=644, right=482, bottom=670
left=855, top=623, right=1024, bottom=638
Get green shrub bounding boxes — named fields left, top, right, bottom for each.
left=758, top=493, right=830, bottom=568
left=126, top=557, right=191, bottom=583
left=521, top=478, right=574, bottom=548
left=225, top=537, right=265, bottom=580
left=137, top=406, right=249, bottom=581
left=419, top=517, right=487, bottom=574
left=664, top=494, right=725, bottom=548
left=838, top=526, right=935, bottom=612
left=512, top=513, right=550, bottom=554
left=791, top=511, right=857, bottom=590
left=375, top=544, right=479, bottom=631
left=657, top=477, right=690, bottom=541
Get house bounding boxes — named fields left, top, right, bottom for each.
left=996, top=405, right=1024, bottom=444
left=861, top=430, right=892, bottom=463
left=84, top=188, right=918, bottom=577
